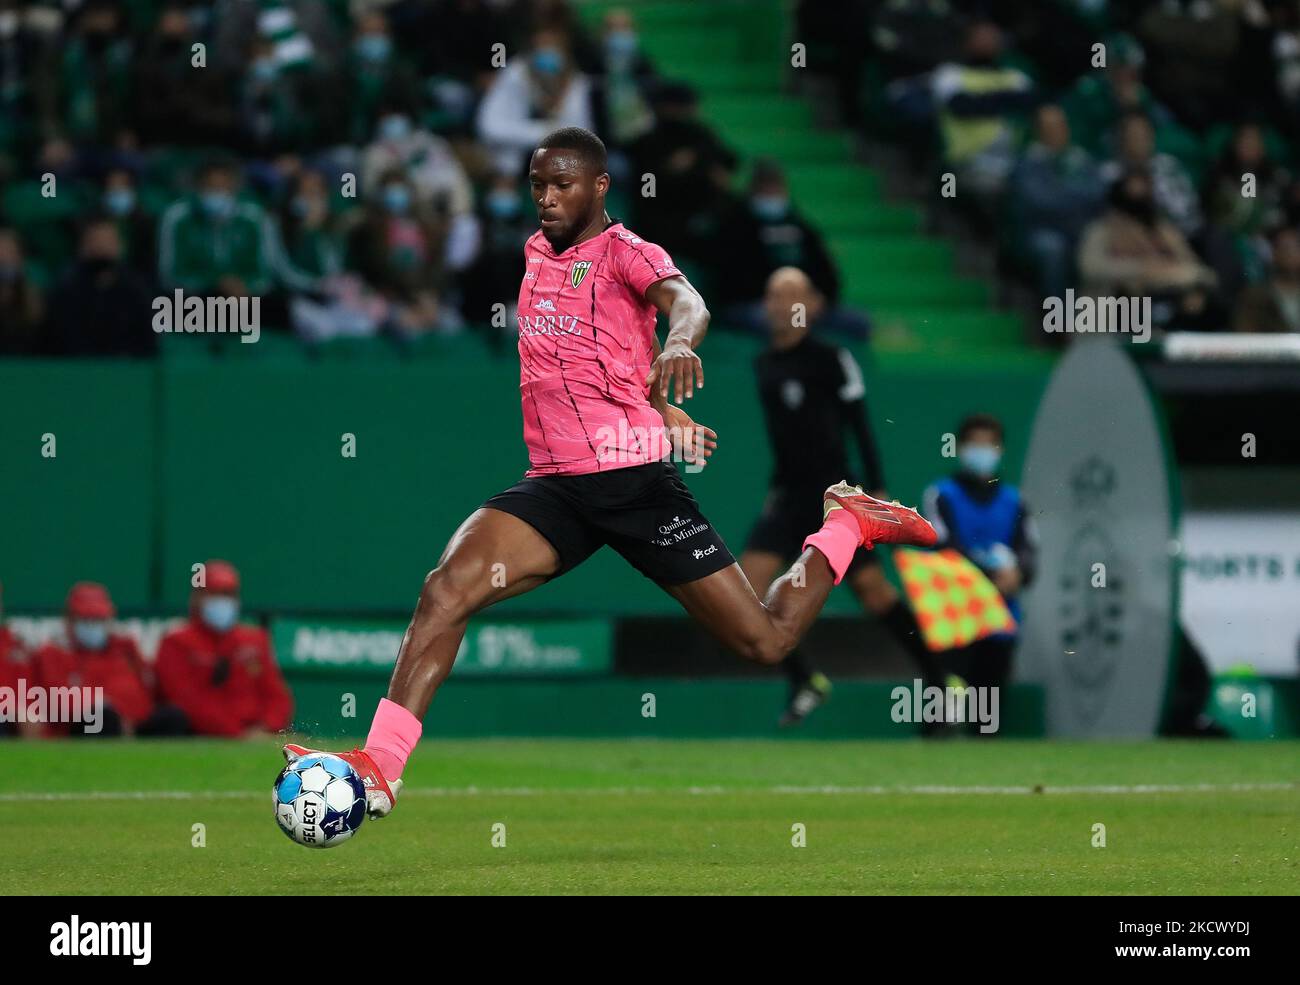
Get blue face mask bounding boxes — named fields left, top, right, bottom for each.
left=605, top=30, right=637, bottom=60
left=486, top=190, right=520, bottom=218
left=200, top=596, right=240, bottom=633
left=72, top=620, right=109, bottom=651
left=959, top=444, right=1002, bottom=478
left=251, top=58, right=278, bottom=83
left=354, top=34, right=391, bottom=63
left=532, top=48, right=563, bottom=75
left=200, top=190, right=235, bottom=219
left=382, top=184, right=411, bottom=214
left=104, top=188, right=136, bottom=216
left=378, top=114, right=412, bottom=143
left=751, top=195, right=789, bottom=221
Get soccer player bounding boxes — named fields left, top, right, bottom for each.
left=286, top=128, right=936, bottom=816
left=742, top=267, right=945, bottom=726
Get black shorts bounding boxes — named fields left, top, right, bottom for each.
left=745, top=484, right=879, bottom=575
left=482, top=461, right=736, bottom=586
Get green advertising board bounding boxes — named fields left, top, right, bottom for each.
left=271, top=616, right=613, bottom=677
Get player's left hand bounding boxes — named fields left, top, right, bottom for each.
left=993, top=564, right=1022, bottom=596
left=647, top=340, right=703, bottom=405
left=660, top=404, right=717, bottom=469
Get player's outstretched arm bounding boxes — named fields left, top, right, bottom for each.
left=645, top=275, right=707, bottom=405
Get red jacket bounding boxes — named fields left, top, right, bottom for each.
left=0, top=627, right=25, bottom=693
left=155, top=619, right=292, bottom=737
left=31, top=635, right=155, bottom=733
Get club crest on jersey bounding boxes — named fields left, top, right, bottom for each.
left=570, top=260, right=592, bottom=289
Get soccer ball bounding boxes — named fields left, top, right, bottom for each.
left=273, top=754, right=366, bottom=848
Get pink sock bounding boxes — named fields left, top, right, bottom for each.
left=364, top=698, right=423, bottom=782
left=802, top=507, right=862, bottom=585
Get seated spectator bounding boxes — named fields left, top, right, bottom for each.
left=345, top=8, right=424, bottom=145
left=158, top=158, right=278, bottom=300
left=1078, top=170, right=1218, bottom=329
left=1136, top=0, right=1241, bottom=131
left=130, top=4, right=237, bottom=146
left=460, top=168, right=535, bottom=348
left=1099, top=111, right=1202, bottom=239
left=30, top=582, right=187, bottom=737
left=155, top=560, right=292, bottom=738
left=920, top=413, right=1037, bottom=709
left=1007, top=104, right=1105, bottom=299
left=56, top=0, right=134, bottom=146
left=476, top=25, right=594, bottom=175
left=359, top=101, right=479, bottom=272
left=0, top=581, right=30, bottom=738
left=99, top=166, right=156, bottom=274
left=0, top=227, right=45, bottom=355
left=235, top=34, right=345, bottom=155
left=590, top=8, right=656, bottom=151
left=1205, top=121, right=1290, bottom=290
left=713, top=159, right=870, bottom=339
left=348, top=170, right=457, bottom=336
left=1233, top=226, right=1300, bottom=333
left=931, top=19, right=1035, bottom=203
left=1062, top=33, right=1170, bottom=159
left=48, top=218, right=156, bottom=356
left=625, top=80, right=738, bottom=260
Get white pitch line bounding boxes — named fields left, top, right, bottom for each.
left=0, top=781, right=1294, bottom=803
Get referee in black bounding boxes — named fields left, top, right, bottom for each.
left=741, top=267, right=942, bottom=725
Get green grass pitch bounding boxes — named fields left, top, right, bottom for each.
left=2, top=738, right=1296, bottom=895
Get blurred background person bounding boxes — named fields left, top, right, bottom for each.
left=155, top=560, right=292, bottom=739
left=714, top=158, right=869, bottom=339
left=0, top=226, right=44, bottom=355
left=48, top=218, right=155, bottom=356
left=30, top=581, right=187, bottom=738
left=0, top=580, right=29, bottom=738
left=921, top=414, right=1038, bottom=711
left=741, top=267, right=940, bottom=726
left=476, top=25, right=594, bottom=176
left=1233, top=225, right=1300, bottom=333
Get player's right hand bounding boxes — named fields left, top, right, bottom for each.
left=646, top=340, right=703, bottom=405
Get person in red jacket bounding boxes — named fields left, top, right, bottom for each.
left=0, top=580, right=31, bottom=737
left=30, top=582, right=189, bottom=737
left=155, top=560, right=293, bottom=737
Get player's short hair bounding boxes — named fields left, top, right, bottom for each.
left=957, top=413, right=1004, bottom=444
left=535, top=127, right=607, bottom=176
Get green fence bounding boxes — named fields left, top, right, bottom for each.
left=0, top=338, right=1053, bottom=614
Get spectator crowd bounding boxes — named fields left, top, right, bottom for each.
left=801, top=0, right=1300, bottom=334
left=0, top=562, right=292, bottom=739
left=0, top=0, right=875, bottom=356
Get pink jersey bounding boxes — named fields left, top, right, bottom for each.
left=515, top=221, right=681, bottom=476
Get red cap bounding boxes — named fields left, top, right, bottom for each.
left=204, top=559, right=240, bottom=593
left=66, top=582, right=116, bottom=620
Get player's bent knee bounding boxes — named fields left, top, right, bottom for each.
left=417, top=562, right=492, bottom=624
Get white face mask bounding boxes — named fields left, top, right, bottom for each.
left=200, top=596, right=240, bottom=632
left=72, top=620, right=109, bottom=650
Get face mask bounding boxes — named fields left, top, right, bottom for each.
left=73, top=620, right=109, bottom=650
left=84, top=256, right=118, bottom=277
left=354, top=34, right=391, bottom=63
left=532, top=48, right=563, bottom=76
left=200, top=596, right=240, bottom=633
left=104, top=187, right=135, bottom=216
left=605, top=30, right=637, bottom=60
left=251, top=58, right=278, bottom=83
left=378, top=114, right=412, bottom=143
left=382, top=184, right=411, bottom=215
left=486, top=190, right=520, bottom=218
left=959, top=444, right=1002, bottom=478
left=290, top=195, right=319, bottom=217
left=200, top=190, right=235, bottom=219
left=751, top=195, right=789, bottom=221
